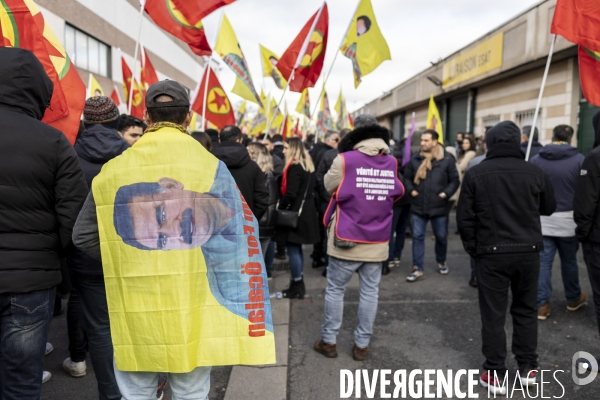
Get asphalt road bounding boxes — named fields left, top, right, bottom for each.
left=287, top=217, right=600, bottom=400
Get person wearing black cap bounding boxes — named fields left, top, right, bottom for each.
left=574, top=110, right=600, bottom=372
left=457, top=121, right=556, bottom=395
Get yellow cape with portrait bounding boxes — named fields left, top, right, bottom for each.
left=92, top=127, right=275, bottom=372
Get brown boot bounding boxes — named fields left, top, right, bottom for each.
left=314, top=340, right=337, bottom=358
left=353, top=344, right=369, bottom=361
left=537, top=302, right=550, bottom=321
left=567, top=291, right=588, bottom=311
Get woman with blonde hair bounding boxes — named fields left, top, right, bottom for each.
left=247, top=143, right=277, bottom=278
left=275, top=137, right=320, bottom=299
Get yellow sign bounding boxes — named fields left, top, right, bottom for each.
left=442, top=33, right=503, bottom=89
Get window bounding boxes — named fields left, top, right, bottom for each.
left=64, top=24, right=111, bottom=78
left=516, top=109, right=541, bottom=131
left=482, top=115, right=501, bottom=130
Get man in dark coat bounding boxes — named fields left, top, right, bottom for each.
left=213, top=125, right=268, bottom=220
left=270, top=134, right=285, bottom=160
left=0, top=47, right=88, bottom=397
left=68, top=96, right=129, bottom=399
left=403, top=129, right=459, bottom=281
left=574, top=110, right=600, bottom=371
left=521, top=125, right=544, bottom=159
left=457, top=121, right=556, bottom=394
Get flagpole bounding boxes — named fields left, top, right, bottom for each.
left=267, top=1, right=325, bottom=136
left=201, top=12, right=224, bottom=131
left=310, top=0, right=361, bottom=144
left=266, top=69, right=296, bottom=136
left=526, top=34, right=557, bottom=161
left=128, top=1, right=145, bottom=115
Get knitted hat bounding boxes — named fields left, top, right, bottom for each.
left=83, top=96, right=119, bottom=124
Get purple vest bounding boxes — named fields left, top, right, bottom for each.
left=324, top=150, right=405, bottom=243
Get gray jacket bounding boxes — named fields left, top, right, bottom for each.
left=72, top=193, right=101, bottom=261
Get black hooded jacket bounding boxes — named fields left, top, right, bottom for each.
left=0, top=48, right=88, bottom=293
left=457, top=121, right=556, bottom=256
left=68, top=122, right=129, bottom=276
left=212, top=141, right=269, bottom=220
left=574, top=110, right=600, bottom=243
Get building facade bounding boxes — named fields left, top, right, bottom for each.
left=36, top=0, right=204, bottom=107
left=353, top=0, right=599, bottom=154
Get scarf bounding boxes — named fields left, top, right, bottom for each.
left=281, top=160, right=295, bottom=196
left=414, top=145, right=444, bottom=185
left=145, top=122, right=188, bottom=135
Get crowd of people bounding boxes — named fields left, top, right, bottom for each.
left=2, top=46, right=600, bottom=398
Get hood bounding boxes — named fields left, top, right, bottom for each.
left=74, top=124, right=129, bottom=164
left=538, top=143, right=580, bottom=160
left=486, top=121, right=521, bottom=150
left=0, top=48, right=53, bottom=120
left=338, top=124, right=390, bottom=153
left=212, top=142, right=251, bottom=168
left=593, top=110, right=600, bottom=148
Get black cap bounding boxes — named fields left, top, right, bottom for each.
left=145, top=80, right=190, bottom=109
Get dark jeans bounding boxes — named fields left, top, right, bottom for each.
left=266, top=240, right=275, bottom=274
left=0, top=287, right=55, bottom=400
left=72, top=273, right=121, bottom=400
left=389, top=204, right=411, bottom=260
left=312, top=200, right=327, bottom=259
left=66, top=287, right=88, bottom=362
left=582, top=242, right=600, bottom=339
left=411, top=213, right=448, bottom=271
left=537, top=236, right=581, bottom=307
left=476, top=253, right=539, bottom=372
left=287, top=242, right=304, bottom=280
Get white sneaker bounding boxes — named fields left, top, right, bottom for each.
left=45, top=342, right=53, bottom=356
left=62, top=357, right=87, bottom=377
left=42, top=371, right=52, bottom=384
left=438, top=263, right=449, bottom=275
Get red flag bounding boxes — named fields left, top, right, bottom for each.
left=191, top=66, right=235, bottom=129
left=551, top=0, right=600, bottom=51
left=348, top=113, right=354, bottom=129
left=110, top=86, right=122, bottom=106
left=171, top=0, right=235, bottom=23
left=579, top=47, right=600, bottom=106
left=140, top=45, right=159, bottom=90
left=144, top=0, right=212, bottom=56
left=0, top=0, right=86, bottom=144
left=277, top=3, right=329, bottom=92
left=121, top=56, right=145, bottom=119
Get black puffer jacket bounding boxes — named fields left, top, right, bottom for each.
left=403, top=146, right=459, bottom=218
left=0, top=48, right=88, bottom=294
left=574, top=110, right=600, bottom=243
left=69, top=122, right=129, bottom=276
left=457, top=121, right=556, bottom=256
left=212, top=142, right=269, bottom=220
left=315, top=148, right=338, bottom=203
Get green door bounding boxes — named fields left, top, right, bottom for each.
left=447, top=95, right=469, bottom=146
left=578, top=100, right=599, bottom=155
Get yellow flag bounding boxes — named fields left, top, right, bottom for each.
left=295, top=89, right=310, bottom=118
left=316, top=88, right=333, bottom=135
left=88, top=74, right=104, bottom=98
left=189, top=112, right=198, bottom=131
left=426, top=95, right=444, bottom=144
left=340, top=0, right=391, bottom=88
left=215, top=15, right=262, bottom=105
left=260, top=44, right=287, bottom=90
left=269, top=98, right=283, bottom=134
left=250, top=91, right=267, bottom=135
left=334, top=90, right=348, bottom=130
left=236, top=100, right=246, bottom=126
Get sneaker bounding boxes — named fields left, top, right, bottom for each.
left=267, top=271, right=272, bottom=280
left=42, top=371, right=52, bottom=384
left=390, top=258, right=401, bottom=268
left=406, top=268, right=424, bottom=282
left=567, top=291, right=588, bottom=311
left=62, top=357, right=87, bottom=377
left=353, top=344, right=369, bottom=361
left=314, top=340, right=338, bottom=358
left=437, top=262, right=449, bottom=275
left=157, top=373, right=168, bottom=400
left=479, top=371, right=507, bottom=396
left=45, top=342, right=54, bottom=356
left=518, top=365, right=537, bottom=387
left=538, top=302, right=550, bottom=321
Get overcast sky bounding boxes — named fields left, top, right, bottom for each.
left=201, top=0, right=543, bottom=116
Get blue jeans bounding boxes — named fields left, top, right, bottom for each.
left=321, top=257, right=382, bottom=348
left=0, top=287, right=55, bottom=400
left=411, top=213, right=448, bottom=271
left=73, top=273, right=121, bottom=400
left=114, top=362, right=211, bottom=400
left=287, top=242, right=304, bottom=281
left=389, top=204, right=411, bottom=260
left=537, top=236, right=582, bottom=307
